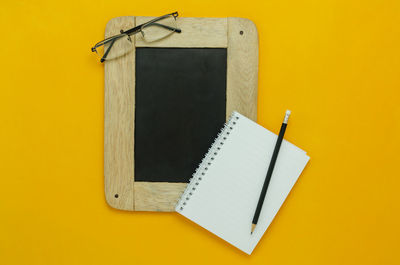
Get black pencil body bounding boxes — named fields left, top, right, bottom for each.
left=252, top=123, right=287, bottom=228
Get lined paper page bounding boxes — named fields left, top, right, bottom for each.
left=176, top=112, right=310, bottom=254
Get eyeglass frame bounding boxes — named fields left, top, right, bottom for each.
left=91, top=12, right=182, bottom=63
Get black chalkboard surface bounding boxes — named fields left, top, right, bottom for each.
left=135, top=48, right=227, bottom=183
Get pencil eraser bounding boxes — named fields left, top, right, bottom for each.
left=284, top=110, right=291, bottom=123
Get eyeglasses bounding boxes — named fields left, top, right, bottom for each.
left=91, top=12, right=181, bottom=63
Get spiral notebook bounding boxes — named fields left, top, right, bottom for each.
left=175, top=112, right=310, bottom=254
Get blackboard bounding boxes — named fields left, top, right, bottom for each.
left=135, top=48, right=227, bottom=183
left=104, top=16, right=258, bottom=211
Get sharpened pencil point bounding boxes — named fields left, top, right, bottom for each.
left=251, top=224, right=256, bottom=234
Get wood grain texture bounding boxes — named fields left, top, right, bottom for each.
left=104, top=16, right=136, bottom=211
left=104, top=16, right=258, bottom=212
left=134, top=183, right=187, bottom=211
left=226, top=18, right=259, bottom=121
left=135, top=17, right=227, bottom=48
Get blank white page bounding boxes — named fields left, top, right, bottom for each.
left=175, top=112, right=310, bottom=254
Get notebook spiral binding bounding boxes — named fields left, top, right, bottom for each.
left=176, top=111, right=240, bottom=212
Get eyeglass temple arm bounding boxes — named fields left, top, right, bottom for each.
left=101, top=38, right=117, bottom=63
left=123, top=12, right=180, bottom=35
left=150, top=23, right=182, bottom=33
left=123, top=25, right=142, bottom=35
left=138, top=12, right=178, bottom=28
left=123, top=24, right=181, bottom=36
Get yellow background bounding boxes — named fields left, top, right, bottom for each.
left=1, top=0, right=399, bottom=264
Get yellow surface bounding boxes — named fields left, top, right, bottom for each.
left=0, top=0, right=399, bottom=264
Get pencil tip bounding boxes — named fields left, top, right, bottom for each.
left=251, top=224, right=256, bottom=234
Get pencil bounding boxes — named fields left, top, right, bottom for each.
left=251, top=110, right=291, bottom=234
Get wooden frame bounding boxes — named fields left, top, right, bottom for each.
left=104, top=16, right=258, bottom=211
